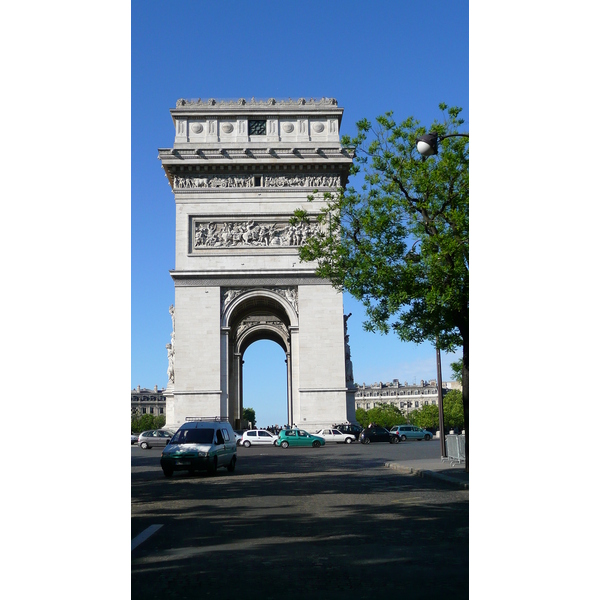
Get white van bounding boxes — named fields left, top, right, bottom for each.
left=160, top=417, right=237, bottom=477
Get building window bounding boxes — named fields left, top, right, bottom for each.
left=150, top=407, right=154, bottom=414
left=248, top=120, right=266, bottom=135
left=415, top=401, right=419, bottom=407
left=159, top=408, right=164, bottom=414
left=142, top=408, right=146, bottom=414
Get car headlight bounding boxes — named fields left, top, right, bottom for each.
left=197, top=450, right=208, bottom=457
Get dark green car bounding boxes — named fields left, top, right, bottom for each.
left=275, top=429, right=326, bottom=448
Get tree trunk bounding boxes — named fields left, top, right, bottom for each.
left=462, top=339, right=469, bottom=472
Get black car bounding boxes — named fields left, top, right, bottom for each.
left=359, top=426, right=399, bottom=444
left=333, top=423, right=363, bottom=441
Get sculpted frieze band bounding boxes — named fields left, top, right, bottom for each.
left=194, top=220, right=322, bottom=249
left=174, top=174, right=341, bottom=189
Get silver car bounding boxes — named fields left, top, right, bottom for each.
left=138, top=429, right=175, bottom=449
left=314, top=428, right=354, bottom=444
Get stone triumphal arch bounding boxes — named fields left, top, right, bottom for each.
left=158, top=97, right=356, bottom=431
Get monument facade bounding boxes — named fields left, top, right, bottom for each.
left=158, top=97, right=356, bottom=431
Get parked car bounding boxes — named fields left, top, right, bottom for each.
left=389, top=425, right=432, bottom=441
left=314, top=428, right=354, bottom=444
left=241, top=429, right=278, bottom=447
left=359, top=425, right=399, bottom=444
left=160, top=418, right=237, bottom=477
left=275, top=429, right=326, bottom=448
left=138, top=429, right=175, bottom=449
left=333, top=423, right=363, bottom=440
left=233, top=430, right=244, bottom=446
left=131, top=433, right=139, bottom=445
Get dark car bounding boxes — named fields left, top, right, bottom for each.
left=359, top=425, right=399, bottom=444
left=333, top=423, right=363, bottom=441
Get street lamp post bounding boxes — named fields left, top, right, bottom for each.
left=436, top=341, right=446, bottom=458
left=416, top=132, right=469, bottom=157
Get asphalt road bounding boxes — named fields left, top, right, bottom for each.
left=132, top=441, right=468, bottom=600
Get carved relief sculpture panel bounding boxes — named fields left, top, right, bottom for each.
left=174, top=173, right=341, bottom=190
left=193, top=219, right=323, bottom=249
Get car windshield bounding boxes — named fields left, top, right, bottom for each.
left=171, top=428, right=214, bottom=444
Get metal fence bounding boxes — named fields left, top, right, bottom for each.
left=442, top=434, right=466, bottom=466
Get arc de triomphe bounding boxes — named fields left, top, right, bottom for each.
left=158, top=97, right=356, bottom=431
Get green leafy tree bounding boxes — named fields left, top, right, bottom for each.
left=355, top=407, right=369, bottom=428
left=450, top=357, right=463, bottom=384
left=368, top=403, right=406, bottom=429
left=442, top=389, right=464, bottom=431
left=410, top=404, right=440, bottom=430
left=243, top=407, right=256, bottom=427
left=292, top=104, right=469, bottom=469
left=131, top=413, right=166, bottom=434
left=356, top=404, right=407, bottom=429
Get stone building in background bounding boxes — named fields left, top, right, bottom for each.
left=131, top=385, right=166, bottom=417
left=354, top=378, right=461, bottom=418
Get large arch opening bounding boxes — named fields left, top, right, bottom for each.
left=223, top=288, right=296, bottom=429
left=242, top=339, right=288, bottom=428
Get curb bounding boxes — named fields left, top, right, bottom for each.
left=384, top=462, right=469, bottom=490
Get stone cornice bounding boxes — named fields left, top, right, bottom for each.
left=170, top=271, right=331, bottom=287
left=158, top=147, right=355, bottom=161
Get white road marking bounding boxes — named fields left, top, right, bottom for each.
left=131, top=524, right=163, bottom=551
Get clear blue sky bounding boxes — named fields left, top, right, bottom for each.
left=131, top=0, right=469, bottom=427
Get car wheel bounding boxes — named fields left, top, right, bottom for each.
left=391, top=436, right=400, bottom=444
left=140, top=442, right=149, bottom=449
left=243, top=440, right=251, bottom=448
left=227, top=455, right=236, bottom=472
left=312, top=440, right=321, bottom=448
left=364, top=437, right=371, bottom=444
left=162, top=469, right=173, bottom=478
left=400, top=435, right=407, bottom=441
left=208, top=456, right=218, bottom=475
left=424, top=434, right=431, bottom=440
left=281, top=440, right=289, bottom=449
left=345, top=437, right=352, bottom=444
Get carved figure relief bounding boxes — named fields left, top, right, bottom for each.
left=174, top=174, right=340, bottom=190
left=166, top=343, right=174, bottom=383
left=344, top=313, right=355, bottom=387
left=194, top=219, right=322, bottom=249
left=175, top=175, right=254, bottom=189
left=167, top=304, right=176, bottom=383
left=236, top=318, right=289, bottom=342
